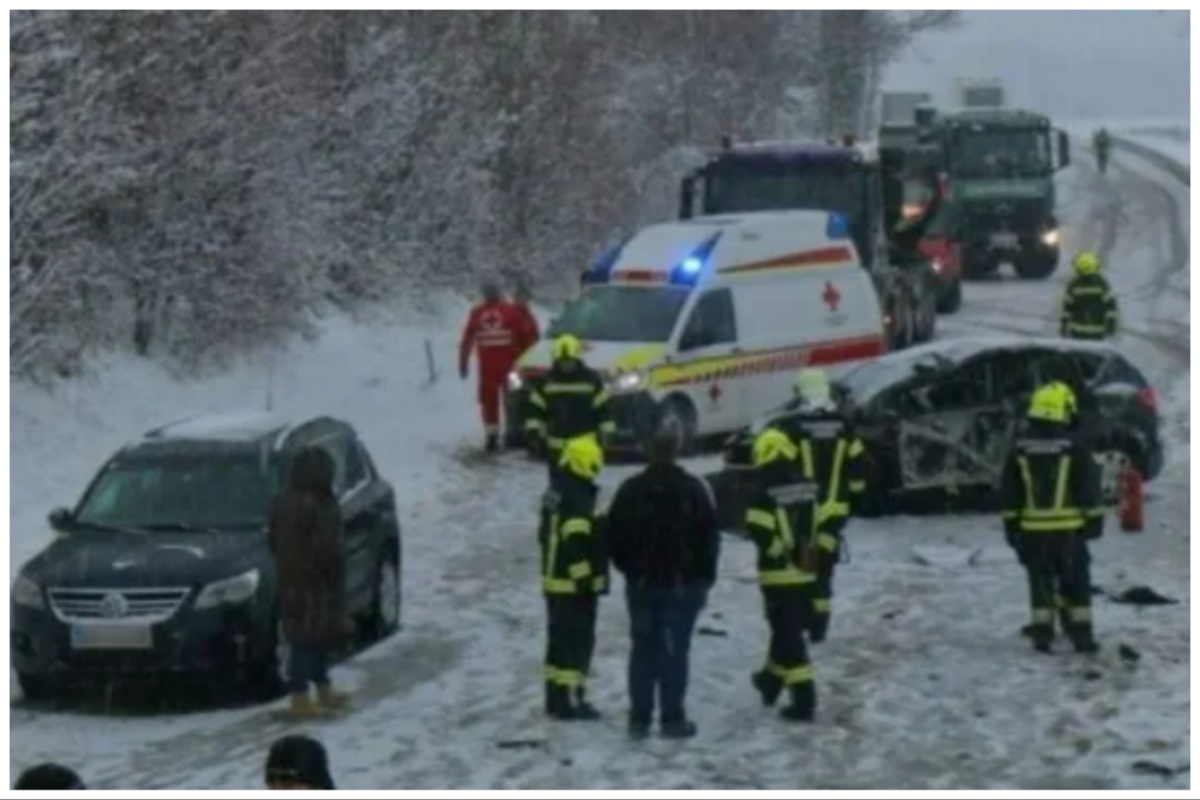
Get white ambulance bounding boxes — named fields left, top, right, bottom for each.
left=507, top=209, right=887, bottom=452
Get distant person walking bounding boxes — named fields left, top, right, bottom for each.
left=607, top=429, right=721, bottom=739
left=268, top=446, right=354, bottom=720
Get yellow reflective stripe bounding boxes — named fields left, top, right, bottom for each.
left=847, top=480, right=865, bottom=493
left=561, top=518, right=592, bottom=537
left=543, top=513, right=559, bottom=583
left=746, top=508, right=777, bottom=530
left=545, top=382, right=595, bottom=394
left=1017, top=456, right=1035, bottom=512
left=826, top=438, right=847, bottom=505
left=568, top=560, right=592, bottom=580
left=1068, top=322, right=1108, bottom=332
left=1031, top=608, right=1055, bottom=624
left=543, top=578, right=577, bottom=594
left=767, top=661, right=814, bottom=685
left=525, top=419, right=546, bottom=432
left=759, top=569, right=816, bottom=586
left=1069, top=606, right=1092, bottom=622
left=817, top=501, right=849, bottom=525
left=777, top=508, right=795, bottom=554
left=813, top=598, right=832, bottom=612
left=1019, top=519, right=1084, bottom=532
left=1084, top=507, right=1105, bottom=518
left=1023, top=508, right=1082, bottom=519
left=849, top=438, right=864, bottom=458
left=798, top=439, right=815, bottom=480
left=1070, top=286, right=1107, bottom=296
left=592, top=389, right=611, bottom=408
left=599, top=420, right=617, bottom=434
left=529, top=391, right=547, bottom=409
left=546, top=668, right=584, bottom=687
left=1053, top=455, right=1071, bottom=511
left=816, top=533, right=838, bottom=552
left=591, top=576, right=607, bottom=592
left=546, top=437, right=566, bottom=448
left=1001, top=510, right=1019, bottom=520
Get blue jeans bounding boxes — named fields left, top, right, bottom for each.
left=626, top=583, right=708, bottom=725
left=287, top=644, right=331, bottom=694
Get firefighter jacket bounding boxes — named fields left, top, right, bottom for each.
left=1061, top=273, right=1118, bottom=340
left=1000, top=422, right=1105, bottom=540
left=744, top=461, right=820, bottom=588
left=777, top=408, right=867, bottom=551
left=525, top=362, right=616, bottom=447
left=538, top=478, right=609, bottom=596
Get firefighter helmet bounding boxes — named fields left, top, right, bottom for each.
left=1072, top=251, right=1101, bottom=276
left=1028, top=382, right=1075, bottom=424
left=794, top=367, right=834, bottom=411
left=551, top=334, right=584, bottom=363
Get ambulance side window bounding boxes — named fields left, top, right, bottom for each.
left=679, top=289, right=737, bottom=351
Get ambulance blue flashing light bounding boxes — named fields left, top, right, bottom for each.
left=826, top=211, right=851, bottom=241
left=670, top=231, right=724, bottom=287
left=585, top=234, right=633, bottom=284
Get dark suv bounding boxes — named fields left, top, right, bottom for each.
left=11, top=412, right=402, bottom=701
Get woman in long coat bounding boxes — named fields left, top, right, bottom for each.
left=268, top=446, right=352, bottom=719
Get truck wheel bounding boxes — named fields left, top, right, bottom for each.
left=1014, top=253, right=1058, bottom=280
left=655, top=396, right=697, bottom=456
left=962, top=252, right=999, bottom=280
left=936, top=280, right=963, bottom=314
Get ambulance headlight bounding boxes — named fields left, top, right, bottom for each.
left=1041, top=228, right=1061, bottom=247
left=610, top=370, right=647, bottom=394
left=507, top=371, right=523, bottom=391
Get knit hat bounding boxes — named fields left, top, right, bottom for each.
left=14, top=763, right=86, bottom=790
left=265, top=735, right=335, bottom=790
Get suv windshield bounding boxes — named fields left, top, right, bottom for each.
left=550, top=285, right=689, bottom=342
left=703, top=164, right=865, bottom=218
left=950, top=128, right=1052, bottom=177
left=74, top=450, right=284, bottom=531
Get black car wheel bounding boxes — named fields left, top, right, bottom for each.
left=17, top=671, right=55, bottom=703
left=365, top=547, right=401, bottom=642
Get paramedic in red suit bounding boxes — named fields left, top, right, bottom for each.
left=460, top=279, right=526, bottom=453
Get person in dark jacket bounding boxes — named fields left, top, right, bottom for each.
left=1001, top=382, right=1104, bottom=654
left=13, top=763, right=86, bottom=790
left=267, top=446, right=353, bottom=720
left=265, top=734, right=336, bottom=790
left=539, top=434, right=609, bottom=721
left=607, top=428, right=721, bottom=740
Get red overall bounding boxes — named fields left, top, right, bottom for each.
left=459, top=301, right=534, bottom=435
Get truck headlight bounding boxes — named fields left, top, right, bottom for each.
left=507, top=371, right=523, bottom=391
left=12, top=575, right=44, bottom=609
left=1041, top=228, right=1061, bottom=247
left=194, top=569, right=260, bottom=610
left=610, top=369, right=647, bottom=394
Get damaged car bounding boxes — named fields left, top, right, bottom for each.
left=712, top=335, right=1163, bottom=527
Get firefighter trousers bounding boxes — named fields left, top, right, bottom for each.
left=1018, top=535, right=1094, bottom=647
left=544, top=595, right=598, bottom=703
left=757, top=587, right=815, bottom=709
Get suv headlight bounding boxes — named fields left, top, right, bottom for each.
left=507, top=370, right=523, bottom=391
left=194, top=569, right=260, bottom=610
left=610, top=369, right=647, bottom=394
left=12, top=575, right=44, bottom=609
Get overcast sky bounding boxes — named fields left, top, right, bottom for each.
left=884, top=10, right=1190, bottom=122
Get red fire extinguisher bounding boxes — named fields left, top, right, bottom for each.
left=1118, top=463, right=1144, bottom=533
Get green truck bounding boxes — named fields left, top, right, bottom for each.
left=922, top=108, right=1072, bottom=280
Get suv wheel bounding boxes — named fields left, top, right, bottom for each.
left=366, top=555, right=401, bottom=642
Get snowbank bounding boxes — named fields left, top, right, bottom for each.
left=1119, top=134, right=1190, bottom=167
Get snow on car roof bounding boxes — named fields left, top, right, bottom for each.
left=142, top=411, right=294, bottom=443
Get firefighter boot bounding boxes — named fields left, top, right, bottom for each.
left=569, top=687, right=602, bottom=721
left=751, top=670, right=783, bottom=707
left=288, top=691, right=322, bottom=721
left=1030, top=624, right=1054, bottom=654
left=316, top=684, right=350, bottom=711
left=779, top=683, right=816, bottom=723
left=545, top=683, right=574, bottom=719
left=1069, top=623, right=1100, bottom=655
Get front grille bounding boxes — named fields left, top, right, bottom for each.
left=961, top=199, right=1046, bottom=232
left=48, top=587, right=190, bottom=623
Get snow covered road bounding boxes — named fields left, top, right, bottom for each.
left=10, top=141, right=1190, bottom=790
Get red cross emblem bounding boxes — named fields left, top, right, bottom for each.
left=480, top=309, right=503, bottom=330
left=822, top=281, right=841, bottom=312
left=708, top=382, right=722, bottom=403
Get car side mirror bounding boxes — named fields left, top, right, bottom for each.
left=48, top=507, right=73, bottom=533
left=1057, top=129, right=1071, bottom=170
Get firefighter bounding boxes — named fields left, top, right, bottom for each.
left=1093, top=128, right=1111, bottom=174
left=1060, top=251, right=1119, bottom=341
left=524, top=334, right=616, bottom=477
left=459, top=278, right=532, bottom=452
left=776, top=368, right=866, bottom=643
left=539, top=435, right=609, bottom=720
left=744, top=427, right=819, bottom=722
left=1001, top=382, right=1104, bottom=654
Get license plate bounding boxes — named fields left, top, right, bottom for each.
left=989, top=232, right=1019, bottom=248
left=70, top=623, right=152, bottom=651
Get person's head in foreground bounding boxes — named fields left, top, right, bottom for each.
left=14, top=763, right=86, bottom=790
left=265, top=735, right=335, bottom=790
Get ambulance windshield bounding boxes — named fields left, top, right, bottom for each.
left=551, top=285, right=690, bottom=343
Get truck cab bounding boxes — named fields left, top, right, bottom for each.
left=679, top=139, right=939, bottom=348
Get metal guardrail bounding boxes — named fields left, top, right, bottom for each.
left=1110, top=135, right=1191, bottom=187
